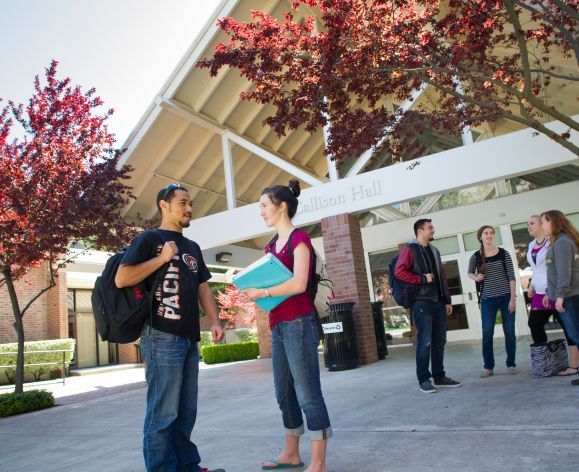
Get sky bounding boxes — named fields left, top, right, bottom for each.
left=0, top=0, right=219, bottom=144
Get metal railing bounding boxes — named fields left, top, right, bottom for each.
left=0, top=349, right=75, bottom=389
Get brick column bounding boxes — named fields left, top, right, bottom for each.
left=118, top=343, right=140, bottom=364
left=47, top=269, right=69, bottom=340
left=255, top=306, right=272, bottom=359
left=321, top=214, right=378, bottom=365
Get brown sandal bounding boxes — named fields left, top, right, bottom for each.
left=558, top=367, right=579, bottom=376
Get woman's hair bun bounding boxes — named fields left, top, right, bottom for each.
left=288, top=179, right=301, bottom=197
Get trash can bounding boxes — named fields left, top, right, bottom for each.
left=322, top=302, right=359, bottom=371
left=371, top=301, right=388, bottom=359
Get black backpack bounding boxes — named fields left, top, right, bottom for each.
left=388, top=253, right=419, bottom=309
left=91, top=245, right=168, bottom=344
left=473, top=247, right=507, bottom=304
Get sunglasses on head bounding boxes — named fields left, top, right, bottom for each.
left=160, top=183, right=186, bottom=201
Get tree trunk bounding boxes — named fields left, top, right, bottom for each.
left=2, top=269, right=25, bottom=394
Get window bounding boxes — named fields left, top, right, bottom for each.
left=368, top=248, right=400, bottom=309
left=431, top=236, right=460, bottom=256
left=368, top=247, right=410, bottom=334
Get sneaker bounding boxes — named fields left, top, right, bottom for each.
left=571, top=378, right=579, bottom=386
left=507, top=367, right=519, bottom=375
left=419, top=381, right=437, bottom=393
left=433, top=376, right=462, bottom=388
left=480, top=369, right=493, bottom=378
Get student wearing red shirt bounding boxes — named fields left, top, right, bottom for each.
left=243, top=179, right=331, bottom=472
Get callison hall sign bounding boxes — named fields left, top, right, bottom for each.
left=295, top=179, right=384, bottom=217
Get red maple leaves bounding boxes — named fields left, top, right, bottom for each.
left=0, top=60, right=136, bottom=281
left=216, top=285, right=257, bottom=329
left=199, top=0, right=578, bottom=165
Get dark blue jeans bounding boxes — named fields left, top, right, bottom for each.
left=140, top=325, right=201, bottom=472
left=558, top=295, right=579, bottom=346
left=412, top=300, right=447, bottom=384
left=271, top=313, right=332, bottom=440
left=480, top=294, right=516, bottom=370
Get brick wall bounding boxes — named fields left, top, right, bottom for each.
left=321, top=214, right=378, bottom=365
left=0, top=264, right=51, bottom=343
left=47, top=270, right=69, bottom=339
left=255, top=306, right=272, bottom=358
left=118, top=342, right=140, bottom=364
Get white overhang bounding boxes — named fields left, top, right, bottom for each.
left=183, top=118, right=578, bottom=249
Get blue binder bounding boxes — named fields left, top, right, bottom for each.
left=232, top=253, right=293, bottom=312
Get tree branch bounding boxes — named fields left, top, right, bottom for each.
left=506, top=111, right=579, bottom=156
left=512, top=0, right=579, bottom=66
left=548, top=0, right=579, bottom=22
left=20, top=281, right=57, bottom=318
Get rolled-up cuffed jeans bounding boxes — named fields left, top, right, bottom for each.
left=140, top=325, right=202, bottom=472
left=271, top=312, right=332, bottom=441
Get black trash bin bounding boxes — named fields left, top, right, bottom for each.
left=371, top=301, right=388, bottom=359
left=322, top=302, right=359, bottom=371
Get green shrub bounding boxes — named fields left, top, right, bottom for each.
left=0, top=390, right=54, bottom=417
left=0, top=339, right=76, bottom=383
left=201, top=342, right=259, bottom=365
left=198, top=331, right=213, bottom=350
left=233, top=328, right=258, bottom=343
left=402, top=330, right=413, bottom=338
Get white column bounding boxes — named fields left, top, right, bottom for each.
left=454, top=77, right=474, bottom=146
left=322, top=105, right=339, bottom=181
left=221, top=131, right=236, bottom=210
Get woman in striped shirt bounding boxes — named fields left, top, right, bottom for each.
left=468, top=225, right=518, bottom=378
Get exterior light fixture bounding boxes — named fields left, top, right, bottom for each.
left=216, top=252, right=232, bottom=263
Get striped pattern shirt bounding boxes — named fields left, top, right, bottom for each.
left=468, top=249, right=516, bottom=299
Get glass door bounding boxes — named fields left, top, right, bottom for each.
left=440, top=254, right=482, bottom=341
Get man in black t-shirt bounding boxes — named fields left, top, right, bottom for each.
left=116, top=183, right=224, bottom=472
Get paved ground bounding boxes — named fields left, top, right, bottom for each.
left=1, top=335, right=578, bottom=472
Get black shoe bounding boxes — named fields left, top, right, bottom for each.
left=419, top=381, right=437, bottom=393
left=571, top=378, right=579, bottom=386
left=201, top=468, right=225, bottom=472
left=433, top=376, right=462, bottom=388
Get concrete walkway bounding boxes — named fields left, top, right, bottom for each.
left=1, top=336, right=578, bottom=472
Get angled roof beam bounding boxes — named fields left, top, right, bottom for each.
left=371, top=206, right=407, bottom=221
left=157, top=97, right=223, bottom=135
left=227, top=133, right=325, bottom=187
left=158, top=97, right=325, bottom=187
left=345, top=83, right=428, bottom=178
left=412, top=194, right=443, bottom=216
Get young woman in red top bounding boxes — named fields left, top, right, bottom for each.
left=243, top=179, right=331, bottom=472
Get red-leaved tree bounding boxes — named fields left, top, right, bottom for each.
left=0, top=61, right=136, bottom=393
left=216, top=285, right=257, bottom=329
left=198, top=0, right=578, bottom=165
